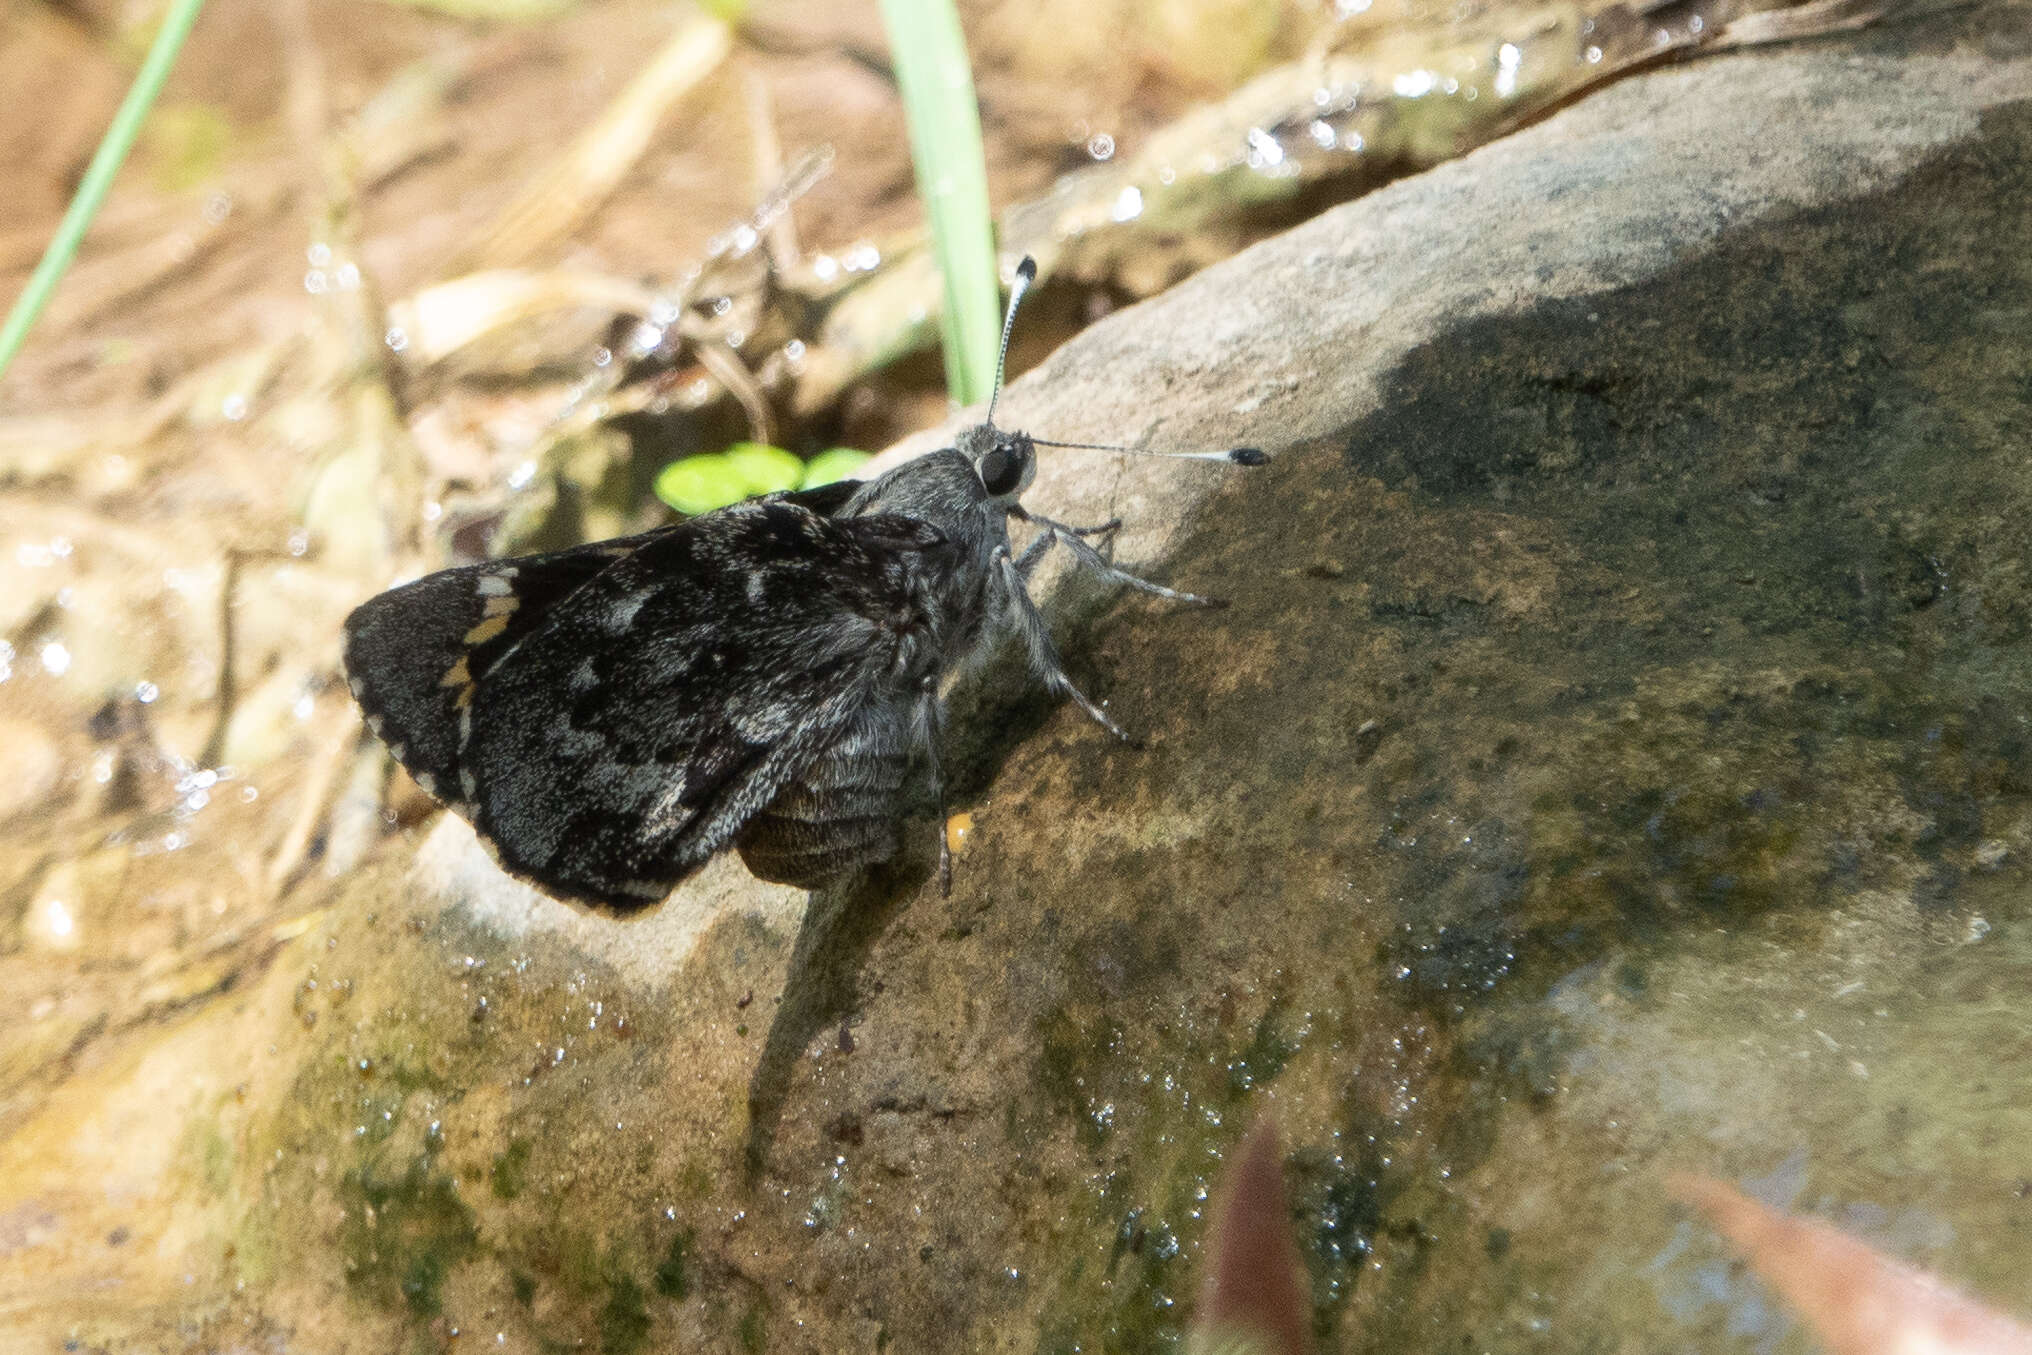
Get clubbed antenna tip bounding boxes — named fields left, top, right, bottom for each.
left=1228, top=447, right=1268, bottom=466
left=985, top=256, right=1041, bottom=428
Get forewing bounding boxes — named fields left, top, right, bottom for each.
left=461, top=498, right=943, bottom=910
left=774, top=479, right=861, bottom=516
left=342, top=528, right=675, bottom=801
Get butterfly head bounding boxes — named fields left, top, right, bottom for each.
left=959, top=422, right=1037, bottom=504
left=968, top=255, right=1268, bottom=495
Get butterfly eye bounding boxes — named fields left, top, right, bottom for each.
left=978, top=444, right=1026, bottom=497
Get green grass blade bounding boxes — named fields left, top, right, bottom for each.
left=877, top=0, right=999, bottom=406
left=0, top=0, right=210, bottom=384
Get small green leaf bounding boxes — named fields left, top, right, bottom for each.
left=653, top=455, right=746, bottom=516
left=657, top=444, right=863, bottom=516
left=801, top=447, right=872, bottom=489
left=722, top=443, right=805, bottom=496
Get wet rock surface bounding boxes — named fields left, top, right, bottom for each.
left=10, top=8, right=2032, bottom=1351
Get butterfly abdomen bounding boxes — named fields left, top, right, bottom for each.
left=734, top=712, right=913, bottom=889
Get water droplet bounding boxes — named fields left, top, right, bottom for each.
left=1495, top=43, right=1522, bottom=98
left=1245, top=127, right=1285, bottom=169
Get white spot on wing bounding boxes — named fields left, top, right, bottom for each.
left=746, top=574, right=765, bottom=604
left=477, top=574, right=514, bottom=597
left=348, top=676, right=365, bottom=698
left=605, top=591, right=647, bottom=631
left=460, top=769, right=477, bottom=799
left=366, top=714, right=384, bottom=735
left=415, top=772, right=438, bottom=796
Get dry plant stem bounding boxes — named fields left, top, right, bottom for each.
left=744, top=66, right=803, bottom=271
left=690, top=334, right=777, bottom=446
left=441, top=147, right=834, bottom=476
left=459, top=12, right=734, bottom=273
left=35, top=218, right=240, bottom=338
left=266, top=711, right=365, bottom=898
left=196, top=545, right=304, bottom=771
left=264, top=1, right=403, bottom=894
left=197, top=550, right=245, bottom=770
left=1712, top=0, right=1901, bottom=44
left=390, top=271, right=664, bottom=366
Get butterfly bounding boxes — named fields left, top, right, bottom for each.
left=343, top=257, right=1263, bottom=911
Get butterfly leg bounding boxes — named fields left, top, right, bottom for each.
left=1014, top=515, right=1121, bottom=580
left=913, top=676, right=955, bottom=896
left=994, top=547, right=1139, bottom=746
left=1027, top=512, right=1223, bottom=607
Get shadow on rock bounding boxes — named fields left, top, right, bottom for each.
left=742, top=853, right=922, bottom=1183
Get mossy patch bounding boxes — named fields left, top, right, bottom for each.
left=599, top=1271, right=653, bottom=1355
left=491, top=1138, right=532, bottom=1199
left=338, top=1153, right=479, bottom=1318
left=654, top=1227, right=694, bottom=1300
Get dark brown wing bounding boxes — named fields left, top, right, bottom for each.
left=452, top=497, right=941, bottom=910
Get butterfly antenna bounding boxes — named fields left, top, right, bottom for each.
left=1031, top=437, right=1269, bottom=467
left=984, top=256, right=1038, bottom=429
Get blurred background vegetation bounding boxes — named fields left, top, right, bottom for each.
left=3, top=0, right=1850, bottom=536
